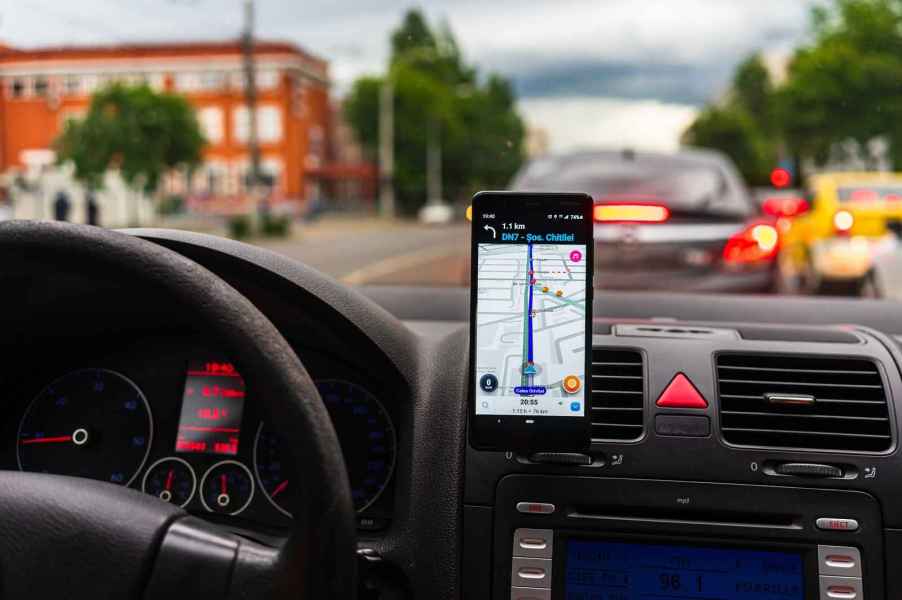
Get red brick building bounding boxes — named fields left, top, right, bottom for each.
left=0, top=40, right=347, bottom=208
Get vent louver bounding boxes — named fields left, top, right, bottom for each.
left=717, top=354, right=892, bottom=452
left=591, top=348, right=645, bottom=442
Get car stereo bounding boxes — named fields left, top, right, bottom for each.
left=494, top=475, right=883, bottom=600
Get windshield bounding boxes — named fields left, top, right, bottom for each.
left=3, top=0, right=902, bottom=298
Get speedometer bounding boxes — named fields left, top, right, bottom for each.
left=17, top=368, right=153, bottom=486
left=254, top=379, right=396, bottom=516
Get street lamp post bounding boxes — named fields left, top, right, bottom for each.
left=378, top=79, right=395, bottom=218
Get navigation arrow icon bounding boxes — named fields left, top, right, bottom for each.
left=484, top=224, right=497, bottom=239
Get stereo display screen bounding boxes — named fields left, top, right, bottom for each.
left=565, top=539, right=804, bottom=600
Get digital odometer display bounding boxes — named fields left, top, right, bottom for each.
left=565, top=539, right=804, bottom=600
left=175, top=360, right=245, bottom=455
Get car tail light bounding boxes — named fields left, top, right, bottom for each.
left=762, top=196, right=809, bottom=218
left=593, top=203, right=670, bottom=223
left=723, top=222, right=779, bottom=265
left=833, top=210, right=854, bottom=234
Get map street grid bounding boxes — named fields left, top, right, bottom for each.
left=474, top=242, right=587, bottom=417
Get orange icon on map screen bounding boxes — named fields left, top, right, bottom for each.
left=562, top=375, right=581, bottom=394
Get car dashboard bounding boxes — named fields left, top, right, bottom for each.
left=5, top=228, right=902, bottom=600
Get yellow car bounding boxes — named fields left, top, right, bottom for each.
left=777, top=172, right=902, bottom=295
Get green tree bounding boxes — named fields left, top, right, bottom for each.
left=682, top=106, right=773, bottom=185
left=344, top=9, right=525, bottom=215
left=55, top=83, right=205, bottom=193
left=779, top=0, right=902, bottom=169
left=732, top=54, right=774, bottom=132
left=681, top=52, right=778, bottom=185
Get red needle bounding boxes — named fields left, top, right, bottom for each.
left=220, top=474, right=227, bottom=495
left=271, top=480, right=289, bottom=498
left=20, top=435, right=72, bottom=445
left=165, top=469, right=174, bottom=491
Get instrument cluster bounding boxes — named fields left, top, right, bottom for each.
left=6, top=341, right=398, bottom=532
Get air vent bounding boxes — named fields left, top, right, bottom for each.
left=717, top=354, right=892, bottom=452
left=591, top=348, right=645, bottom=442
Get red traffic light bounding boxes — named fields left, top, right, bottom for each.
left=770, top=167, right=792, bottom=189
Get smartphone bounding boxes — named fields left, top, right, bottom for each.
left=468, top=191, right=594, bottom=452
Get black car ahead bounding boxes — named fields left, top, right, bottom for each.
left=511, top=149, right=778, bottom=293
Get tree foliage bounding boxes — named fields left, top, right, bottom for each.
left=55, top=84, right=205, bottom=192
left=779, top=0, right=902, bottom=169
left=344, top=9, right=525, bottom=215
left=682, top=53, right=776, bottom=185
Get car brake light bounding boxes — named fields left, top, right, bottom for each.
left=762, top=196, right=809, bottom=218
left=834, top=210, right=854, bottom=234
left=723, top=223, right=779, bottom=265
left=594, top=203, right=670, bottom=223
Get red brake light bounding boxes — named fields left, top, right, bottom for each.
left=594, top=203, right=670, bottom=223
left=762, top=196, right=809, bottom=218
left=723, top=222, right=780, bottom=265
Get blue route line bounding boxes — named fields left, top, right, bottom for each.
left=527, top=243, right=534, bottom=363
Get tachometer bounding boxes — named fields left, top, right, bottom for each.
left=254, top=379, right=396, bottom=515
left=17, top=368, right=153, bottom=486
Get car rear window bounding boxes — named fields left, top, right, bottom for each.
left=513, top=155, right=749, bottom=218
left=838, top=185, right=902, bottom=204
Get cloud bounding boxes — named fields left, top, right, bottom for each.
left=7, top=0, right=816, bottom=104
left=518, top=96, right=699, bottom=154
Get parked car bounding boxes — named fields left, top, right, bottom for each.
left=511, top=149, right=779, bottom=292
left=777, top=172, right=902, bottom=295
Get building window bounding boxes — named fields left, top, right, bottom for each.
left=174, top=72, right=200, bottom=92
left=64, top=75, right=81, bottom=95
left=233, top=105, right=283, bottom=144
left=198, top=107, right=224, bottom=144
left=33, top=76, right=49, bottom=97
left=258, top=106, right=282, bottom=143
left=9, top=77, right=27, bottom=98
left=199, top=71, right=226, bottom=91
left=256, top=69, right=280, bottom=90
left=82, top=74, right=99, bottom=94
left=149, top=73, right=167, bottom=91
left=308, top=125, right=324, bottom=160
left=261, top=157, right=284, bottom=190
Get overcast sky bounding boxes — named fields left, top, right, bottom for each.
left=5, top=0, right=819, bottom=151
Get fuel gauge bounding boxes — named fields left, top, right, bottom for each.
left=200, top=460, right=254, bottom=515
left=142, top=457, right=196, bottom=507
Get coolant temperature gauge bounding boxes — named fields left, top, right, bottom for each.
left=200, top=460, right=254, bottom=515
left=142, top=457, right=196, bottom=507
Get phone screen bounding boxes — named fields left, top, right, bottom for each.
left=470, top=192, right=593, bottom=451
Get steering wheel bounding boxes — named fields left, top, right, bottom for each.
left=0, top=221, right=357, bottom=599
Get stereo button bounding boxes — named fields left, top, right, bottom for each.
left=513, top=528, right=553, bottom=559
left=818, top=545, right=862, bottom=577
left=511, top=557, right=552, bottom=589
left=516, top=502, right=555, bottom=515
left=511, top=587, right=550, bottom=600
left=819, top=575, right=863, bottom=600
left=816, top=517, right=860, bottom=532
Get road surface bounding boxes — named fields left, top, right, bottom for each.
left=253, top=218, right=470, bottom=286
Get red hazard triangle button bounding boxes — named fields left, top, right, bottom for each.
left=656, top=373, right=708, bottom=409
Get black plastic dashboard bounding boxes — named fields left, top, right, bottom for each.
left=5, top=229, right=902, bottom=600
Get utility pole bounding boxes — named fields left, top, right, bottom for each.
left=241, top=0, right=263, bottom=207
left=378, top=79, right=395, bottom=218
left=426, top=117, right=442, bottom=205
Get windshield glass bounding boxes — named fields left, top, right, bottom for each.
left=4, top=0, right=902, bottom=298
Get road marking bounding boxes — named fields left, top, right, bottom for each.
left=340, top=243, right=464, bottom=285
